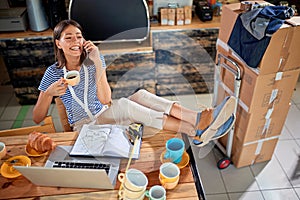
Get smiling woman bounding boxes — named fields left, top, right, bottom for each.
left=33, top=19, right=111, bottom=126
left=32, top=19, right=236, bottom=147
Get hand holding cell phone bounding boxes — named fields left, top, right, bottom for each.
left=82, top=39, right=99, bottom=65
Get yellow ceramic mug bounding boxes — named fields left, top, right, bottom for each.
left=159, top=162, right=180, bottom=190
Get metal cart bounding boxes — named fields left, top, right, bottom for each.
left=212, top=53, right=242, bottom=169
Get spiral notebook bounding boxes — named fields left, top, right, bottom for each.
left=69, top=124, right=143, bottom=159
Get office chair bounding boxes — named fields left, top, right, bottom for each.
left=68, top=0, right=150, bottom=43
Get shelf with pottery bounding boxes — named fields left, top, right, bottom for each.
left=151, top=15, right=221, bottom=31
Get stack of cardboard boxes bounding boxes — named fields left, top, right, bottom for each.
left=160, top=6, right=192, bottom=26
left=215, top=2, right=300, bottom=168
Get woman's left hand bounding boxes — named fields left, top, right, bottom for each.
left=83, top=40, right=101, bottom=64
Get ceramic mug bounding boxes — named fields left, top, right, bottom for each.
left=145, top=185, right=166, bottom=200
left=0, top=142, right=7, bottom=159
left=118, top=168, right=148, bottom=192
left=118, top=185, right=146, bottom=200
left=164, top=138, right=185, bottom=164
left=119, top=195, right=145, bottom=200
left=64, top=70, right=80, bottom=86
left=159, top=162, right=180, bottom=190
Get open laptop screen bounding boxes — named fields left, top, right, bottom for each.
left=14, top=146, right=121, bottom=189
left=14, top=166, right=114, bottom=189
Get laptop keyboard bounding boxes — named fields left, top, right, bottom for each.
left=53, top=161, right=111, bottom=174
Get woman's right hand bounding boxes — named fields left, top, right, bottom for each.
left=45, top=78, right=68, bottom=97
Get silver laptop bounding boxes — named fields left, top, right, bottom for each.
left=14, top=146, right=120, bottom=189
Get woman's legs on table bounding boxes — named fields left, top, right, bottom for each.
left=98, top=89, right=236, bottom=145
left=128, top=89, right=198, bottom=125
left=97, top=97, right=164, bottom=129
left=128, top=89, right=237, bottom=146
left=97, top=96, right=195, bottom=135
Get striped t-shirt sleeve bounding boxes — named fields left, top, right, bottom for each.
left=38, top=64, right=62, bottom=92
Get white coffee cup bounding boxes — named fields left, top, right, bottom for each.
left=118, top=185, right=146, bottom=200
left=0, top=142, right=7, bottom=159
left=64, top=70, right=80, bottom=86
left=118, top=168, right=148, bottom=192
left=145, top=185, right=166, bottom=200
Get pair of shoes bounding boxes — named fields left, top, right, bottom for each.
left=193, top=96, right=236, bottom=147
left=193, top=114, right=236, bottom=147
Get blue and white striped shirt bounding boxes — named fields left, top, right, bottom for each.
left=38, top=55, right=106, bottom=125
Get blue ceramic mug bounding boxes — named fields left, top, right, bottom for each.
left=164, top=138, right=185, bottom=164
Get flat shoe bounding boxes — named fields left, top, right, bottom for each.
left=193, top=114, right=236, bottom=147
left=196, top=96, right=236, bottom=136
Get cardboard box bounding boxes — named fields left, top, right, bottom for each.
left=176, top=7, right=184, bottom=25
left=160, top=8, right=168, bottom=25
left=216, top=47, right=300, bottom=114
left=184, top=6, right=192, bottom=24
left=160, top=14, right=168, bottom=25
left=153, top=0, right=193, bottom=16
left=216, top=78, right=291, bottom=167
left=234, top=103, right=290, bottom=143
left=218, top=2, right=268, bottom=44
left=168, top=8, right=176, bottom=26
left=176, top=13, right=184, bottom=25
left=218, top=2, right=300, bottom=75
left=216, top=82, right=291, bottom=144
left=231, top=136, right=279, bottom=168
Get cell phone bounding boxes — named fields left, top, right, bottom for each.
left=83, top=47, right=94, bottom=66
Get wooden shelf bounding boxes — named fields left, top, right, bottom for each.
left=0, top=28, right=53, bottom=39
left=0, top=15, right=221, bottom=40
left=151, top=15, right=221, bottom=31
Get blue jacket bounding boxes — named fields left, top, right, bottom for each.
left=228, top=6, right=294, bottom=68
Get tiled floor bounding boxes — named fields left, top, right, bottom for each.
left=0, top=81, right=300, bottom=200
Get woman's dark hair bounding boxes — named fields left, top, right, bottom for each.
left=53, top=19, right=87, bottom=68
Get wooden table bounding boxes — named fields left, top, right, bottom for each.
left=0, top=131, right=205, bottom=199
